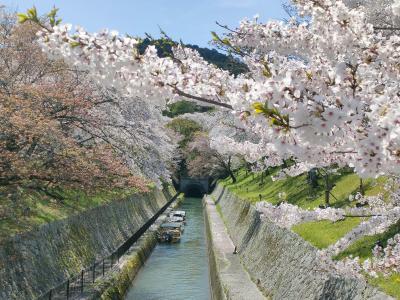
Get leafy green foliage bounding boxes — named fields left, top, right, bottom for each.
left=163, top=100, right=213, bottom=118
left=187, top=43, right=248, bottom=76
left=166, top=118, right=202, bottom=148
left=18, top=7, right=38, bottom=23
left=138, top=38, right=248, bottom=76
left=18, top=6, right=62, bottom=26
left=252, top=102, right=290, bottom=130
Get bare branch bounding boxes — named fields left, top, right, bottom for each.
left=168, top=84, right=233, bottom=109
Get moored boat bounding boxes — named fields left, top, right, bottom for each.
left=157, top=222, right=183, bottom=243
left=167, top=215, right=185, bottom=225
left=169, top=210, right=186, bottom=220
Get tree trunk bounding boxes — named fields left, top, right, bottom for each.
left=226, top=156, right=236, bottom=183
left=359, top=178, right=365, bottom=196
left=324, top=173, right=330, bottom=207
left=229, top=170, right=236, bottom=183
left=282, top=159, right=288, bottom=168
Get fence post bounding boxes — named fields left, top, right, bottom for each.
left=66, top=280, right=70, bottom=300
left=48, top=289, right=52, bottom=300
left=92, top=263, right=96, bottom=283
left=81, top=270, right=84, bottom=293
left=103, top=259, right=105, bottom=276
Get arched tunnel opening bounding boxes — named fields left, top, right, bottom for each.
left=184, top=185, right=205, bottom=197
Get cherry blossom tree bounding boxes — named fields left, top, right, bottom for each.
left=19, top=0, right=400, bottom=179
left=0, top=11, right=178, bottom=197
left=16, top=0, right=400, bottom=278
left=345, top=0, right=400, bottom=32
left=186, top=132, right=238, bottom=182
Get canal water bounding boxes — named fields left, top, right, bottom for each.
left=125, top=197, right=210, bottom=300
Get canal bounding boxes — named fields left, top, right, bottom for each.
left=125, top=197, right=210, bottom=300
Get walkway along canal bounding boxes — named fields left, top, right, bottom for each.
left=126, top=197, right=210, bottom=300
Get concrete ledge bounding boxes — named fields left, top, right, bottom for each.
left=204, top=196, right=267, bottom=300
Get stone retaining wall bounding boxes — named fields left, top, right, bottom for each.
left=0, top=188, right=174, bottom=300
left=94, top=195, right=184, bottom=300
left=211, top=185, right=390, bottom=300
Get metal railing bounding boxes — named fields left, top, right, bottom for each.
left=37, top=193, right=180, bottom=300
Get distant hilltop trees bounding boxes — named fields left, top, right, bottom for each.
left=138, top=38, right=248, bottom=76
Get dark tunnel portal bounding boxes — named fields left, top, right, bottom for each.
left=184, top=185, right=205, bottom=197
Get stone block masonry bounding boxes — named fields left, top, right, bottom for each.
left=0, top=188, right=174, bottom=300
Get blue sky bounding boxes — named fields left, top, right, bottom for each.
left=3, top=0, right=286, bottom=47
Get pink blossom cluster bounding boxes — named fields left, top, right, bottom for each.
left=34, top=0, right=400, bottom=179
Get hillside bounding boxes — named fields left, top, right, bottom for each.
left=219, top=168, right=400, bottom=298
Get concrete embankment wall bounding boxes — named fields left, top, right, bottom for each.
left=204, top=205, right=226, bottom=300
left=94, top=195, right=184, bottom=300
left=210, top=185, right=390, bottom=300
left=204, top=197, right=266, bottom=300
left=96, top=231, right=158, bottom=300
left=0, top=188, right=174, bottom=300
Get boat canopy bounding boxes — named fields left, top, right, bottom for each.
left=172, top=210, right=186, bottom=217
left=169, top=216, right=184, bottom=222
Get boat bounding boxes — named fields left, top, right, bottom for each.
left=169, top=210, right=186, bottom=220
left=157, top=222, right=183, bottom=243
left=167, top=215, right=185, bottom=225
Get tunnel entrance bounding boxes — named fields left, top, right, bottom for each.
left=179, top=177, right=210, bottom=197
left=184, top=185, right=205, bottom=197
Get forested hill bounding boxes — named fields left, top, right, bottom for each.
left=138, top=38, right=248, bottom=76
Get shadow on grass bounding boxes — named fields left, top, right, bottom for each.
left=335, top=220, right=400, bottom=261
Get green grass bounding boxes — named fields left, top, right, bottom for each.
left=0, top=187, right=140, bottom=242
left=334, top=220, right=400, bottom=261
left=219, top=167, right=385, bottom=249
left=220, top=167, right=388, bottom=249
left=368, top=274, right=400, bottom=299
left=292, top=218, right=365, bottom=249
left=219, top=167, right=400, bottom=296
left=220, top=167, right=398, bottom=297
left=220, top=167, right=383, bottom=209
left=333, top=220, right=400, bottom=297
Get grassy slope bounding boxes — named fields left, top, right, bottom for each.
left=369, top=274, right=400, bottom=298
left=335, top=221, right=400, bottom=261
left=220, top=168, right=399, bottom=298
left=292, top=218, right=364, bottom=249
left=220, top=167, right=383, bottom=209
left=0, top=188, right=138, bottom=242
left=219, top=167, right=383, bottom=249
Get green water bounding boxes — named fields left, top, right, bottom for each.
left=126, top=197, right=210, bottom=300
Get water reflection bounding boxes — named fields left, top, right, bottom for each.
left=125, top=197, right=210, bottom=300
